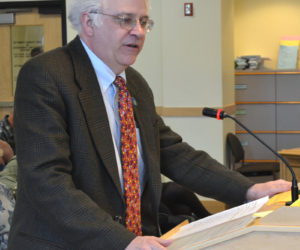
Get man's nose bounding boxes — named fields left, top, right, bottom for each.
left=129, top=20, right=146, bottom=36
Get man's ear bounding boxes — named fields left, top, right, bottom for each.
left=81, top=12, right=94, bottom=37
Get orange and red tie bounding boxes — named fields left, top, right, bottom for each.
left=114, top=76, right=142, bottom=236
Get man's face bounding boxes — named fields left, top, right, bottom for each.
left=86, top=0, right=148, bottom=74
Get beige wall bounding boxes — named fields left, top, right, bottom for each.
left=128, top=0, right=163, bottom=106
left=234, top=0, right=300, bottom=70
left=160, top=0, right=223, bottom=108
left=158, top=0, right=232, bottom=163
left=222, top=0, right=235, bottom=160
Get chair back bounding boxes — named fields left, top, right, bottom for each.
left=225, top=133, right=279, bottom=182
left=226, top=133, right=245, bottom=170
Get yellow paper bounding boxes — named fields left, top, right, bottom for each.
left=253, top=210, right=273, bottom=218
left=267, top=191, right=291, bottom=205
left=280, top=40, right=299, bottom=46
left=291, top=198, right=300, bottom=207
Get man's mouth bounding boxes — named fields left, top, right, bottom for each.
left=126, top=44, right=139, bottom=48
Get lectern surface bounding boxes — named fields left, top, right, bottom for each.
left=165, top=191, right=300, bottom=250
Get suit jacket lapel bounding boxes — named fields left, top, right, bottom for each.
left=126, top=71, right=162, bottom=208
left=67, top=37, right=123, bottom=196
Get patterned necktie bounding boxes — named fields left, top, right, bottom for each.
left=113, top=76, right=142, bottom=236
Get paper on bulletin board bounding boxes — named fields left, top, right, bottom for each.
left=11, top=25, right=44, bottom=94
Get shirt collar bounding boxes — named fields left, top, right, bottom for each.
left=80, top=39, right=126, bottom=93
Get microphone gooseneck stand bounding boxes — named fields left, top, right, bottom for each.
left=202, top=108, right=299, bottom=205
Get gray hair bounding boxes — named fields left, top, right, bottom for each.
left=68, top=0, right=104, bottom=34
left=68, top=0, right=150, bottom=34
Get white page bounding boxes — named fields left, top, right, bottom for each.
left=167, top=215, right=254, bottom=250
left=170, top=196, right=269, bottom=240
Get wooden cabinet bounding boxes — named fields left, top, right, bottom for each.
left=235, top=71, right=300, bottom=163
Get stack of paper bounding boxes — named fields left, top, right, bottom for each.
left=167, top=196, right=269, bottom=249
left=235, top=55, right=262, bottom=70
left=235, top=57, right=248, bottom=70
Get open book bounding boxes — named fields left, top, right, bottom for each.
left=164, top=196, right=269, bottom=249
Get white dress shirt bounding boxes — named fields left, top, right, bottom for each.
left=81, top=39, right=145, bottom=195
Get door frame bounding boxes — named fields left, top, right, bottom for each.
left=0, top=0, right=66, bottom=45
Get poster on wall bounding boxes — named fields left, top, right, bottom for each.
left=11, top=25, right=44, bottom=93
left=277, top=35, right=300, bottom=70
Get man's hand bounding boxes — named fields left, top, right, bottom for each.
left=246, top=179, right=292, bottom=201
left=126, top=236, right=173, bottom=250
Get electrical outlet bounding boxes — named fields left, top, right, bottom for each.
left=184, top=3, right=193, bottom=16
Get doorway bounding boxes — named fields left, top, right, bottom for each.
left=0, top=0, right=66, bottom=118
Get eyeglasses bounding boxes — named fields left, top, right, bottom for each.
left=89, top=11, right=154, bottom=33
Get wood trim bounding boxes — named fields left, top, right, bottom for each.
left=236, top=131, right=275, bottom=134
left=235, top=72, right=276, bottom=76
left=244, top=159, right=280, bottom=163
left=155, top=106, right=163, bottom=115
left=275, top=71, right=300, bottom=75
left=0, top=97, right=14, bottom=102
left=157, top=107, right=203, bottom=117
left=1, top=100, right=236, bottom=118
left=223, top=104, right=237, bottom=115
left=276, top=102, right=300, bottom=104
left=0, top=97, right=14, bottom=108
left=156, top=104, right=236, bottom=117
left=236, top=130, right=300, bottom=134
left=235, top=71, right=300, bottom=76
left=0, top=102, right=14, bottom=108
left=236, top=102, right=276, bottom=105
left=236, top=101, right=300, bottom=105
left=276, top=131, right=300, bottom=134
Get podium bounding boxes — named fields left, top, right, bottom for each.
left=163, top=192, right=300, bottom=249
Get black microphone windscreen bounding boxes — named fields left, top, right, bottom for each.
left=202, top=108, right=225, bottom=120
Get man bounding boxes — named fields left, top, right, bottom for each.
left=8, top=0, right=291, bottom=249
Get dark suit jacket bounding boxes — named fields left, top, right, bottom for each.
left=8, top=36, right=253, bottom=249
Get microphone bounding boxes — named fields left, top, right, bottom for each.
left=202, top=107, right=226, bottom=120
left=202, top=107, right=299, bottom=205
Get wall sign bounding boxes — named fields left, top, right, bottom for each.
left=11, top=25, right=44, bottom=93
